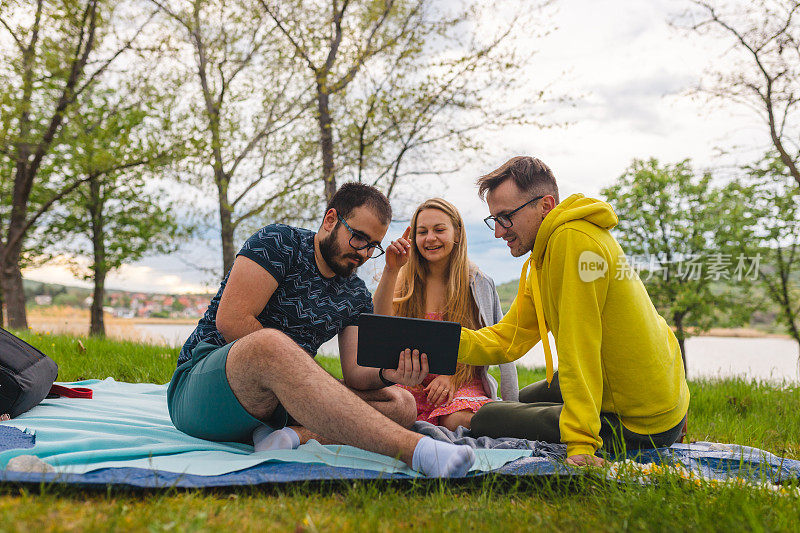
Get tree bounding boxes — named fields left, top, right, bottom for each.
left=43, top=86, right=190, bottom=336
left=680, top=1, right=800, bottom=189
left=149, top=0, right=319, bottom=276
left=725, top=154, right=800, bottom=355
left=0, top=0, right=158, bottom=328
left=260, top=0, right=554, bottom=202
left=602, top=159, right=746, bottom=367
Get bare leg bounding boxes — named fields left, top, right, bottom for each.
left=226, top=328, right=422, bottom=465
left=348, top=385, right=417, bottom=428
left=289, top=386, right=417, bottom=445
left=439, top=410, right=474, bottom=432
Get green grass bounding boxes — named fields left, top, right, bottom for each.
left=3, top=330, right=800, bottom=532
left=0, top=477, right=798, bottom=532
left=687, top=378, right=800, bottom=458
left=22, top=330, right=797, bottom=459
left=19, top=329, right=178, bottom=384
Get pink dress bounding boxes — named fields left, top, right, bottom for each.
left=397, top=312, right=493, bottom=425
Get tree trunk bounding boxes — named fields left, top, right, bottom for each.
left=4, top=162, right=32, bottom=330
left=784, top=311, right=800, bottom=373
left=89, top=176, right=106, bottom=336
left=90, top=271, right=106, bottom=337
left=673, top=312, right=687, bottom=376
left=774, top=257, right=800, bottom=372
left=769, top=123, right=800, bottom=190
left=0, top=277, right=5, bottom=328
left=216, top=169, right=235, bottom=277
left=219, top=204, right=235, bottom=277
left=1, top=255, right=27, bottom=330
left=316, top=86, right=337, bottom=203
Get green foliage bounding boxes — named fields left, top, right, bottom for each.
left=149, top=0, right=322, bottom=274
left=52, top=292, right=86, bottom=308
left=0, top=0, right=158, bottom=239
left=602, top=159, right=751, bottom=352
left=22, top=279, right=90, bottom=302
left=262, top=0, right=556, bottom=203
left=32, top=81, right=193, bottom=313
left=723, top=154, right=800, bottom=349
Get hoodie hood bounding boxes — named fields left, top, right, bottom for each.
left=532, top=194, right=618, bottom=267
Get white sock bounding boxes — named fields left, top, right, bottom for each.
left=411, top=436, right=475, bottom=478
left=253, top=426, right=300, bottom=452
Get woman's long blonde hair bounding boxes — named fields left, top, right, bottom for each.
left=393, top=198, right=481, bottom=391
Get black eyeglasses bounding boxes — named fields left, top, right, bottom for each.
left=337, top=215, right=385, bottom=258
left=483, top=195, right=545, bottom=230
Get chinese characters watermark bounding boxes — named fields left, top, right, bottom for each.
left=578, top=252, right=762, bottom=282
left=613, top=253, right=761, bottom=282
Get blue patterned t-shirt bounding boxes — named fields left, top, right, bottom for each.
left=177, top=224, right=373, bottom=366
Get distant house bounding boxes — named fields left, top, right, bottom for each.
left=34, top=295, right=53, bottom=306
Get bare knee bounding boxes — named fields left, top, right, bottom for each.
left=391, top=387, right=418, bottom=428
left=225, top=329, right=299, bottom=418
left=439, top=410, right=474, bottom=432
left=227, top=329, right=300, bottom=376
left=362, top=386, right=417, bottom=428
left=236, top=328, right=290, bottom=357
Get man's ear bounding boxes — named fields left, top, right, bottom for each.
left=542, top=195, right=557, bottom=216
left=321, top=208, right=338, bottom=232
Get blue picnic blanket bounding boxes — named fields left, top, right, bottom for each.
left=0, top=379, right=529, bottom=480
left=1, top=379, right=798, bottom=489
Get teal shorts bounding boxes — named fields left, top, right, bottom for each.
left=167, top=340, right=288, bottom=443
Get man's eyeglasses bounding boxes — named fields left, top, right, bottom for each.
left=483, top=195, right=545, bottom=230
left=337, top=215, right=385, bottom=258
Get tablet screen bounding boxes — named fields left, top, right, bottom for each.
left=356, top=313, right=461, bottom=375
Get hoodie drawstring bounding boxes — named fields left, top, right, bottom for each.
left=516, top=255, right=554, bottom=386
left=530, top=263, right=555, bottom=386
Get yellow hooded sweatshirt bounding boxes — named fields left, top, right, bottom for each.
left=458, top=194, right=690, bottom=457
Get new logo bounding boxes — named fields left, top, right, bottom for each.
left=578, top=251, right=607, bottom=282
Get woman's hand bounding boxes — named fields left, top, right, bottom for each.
left=424, top=375, right=455, bottom=406
left=382, top=348, right=429, bottom=386
left=384, top=226, right=412, bottom=272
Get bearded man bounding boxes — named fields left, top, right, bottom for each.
left=168, top=182, right=475, bottom=478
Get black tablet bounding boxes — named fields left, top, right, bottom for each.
left=356, top=313, right=461, bottom=375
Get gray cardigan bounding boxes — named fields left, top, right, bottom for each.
left=470, top=266, right=519, bottom=402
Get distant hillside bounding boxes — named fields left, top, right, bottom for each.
left=23, top=279, right=93, bottom=306
left=495, top=279, right=517, bottom=313
left=23, top=279, right=212, bottom=302
left=21, top=278, right=214, bottom=319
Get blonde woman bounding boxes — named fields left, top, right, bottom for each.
left=373, top=198, right=518, bottom=431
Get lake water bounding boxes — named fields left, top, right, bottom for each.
left=132, top=323, right=800, bottom=384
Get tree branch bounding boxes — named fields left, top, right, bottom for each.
left=0, top=16, right=24, bottom=51
left=258, top=0, right=317, bottom=70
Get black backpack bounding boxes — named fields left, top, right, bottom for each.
left=0, top=327, right=58, bottom=418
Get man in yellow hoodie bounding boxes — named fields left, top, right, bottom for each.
left=459, top=156, right=689, bottom=466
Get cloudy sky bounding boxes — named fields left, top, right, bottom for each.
left=24, top=0, right=770, bottom=293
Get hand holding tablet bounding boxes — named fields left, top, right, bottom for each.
left=381, top=348, right=429, bottom=386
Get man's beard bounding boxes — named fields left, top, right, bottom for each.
left=319, top=228, right=364, bottom=277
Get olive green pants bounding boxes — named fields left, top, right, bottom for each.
left=471, top=372, right=686, bottom=454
